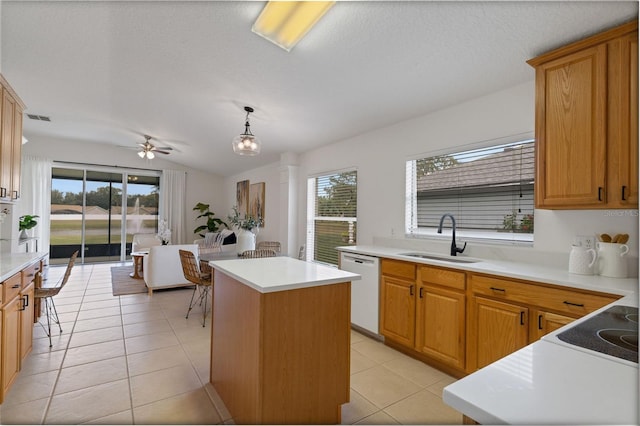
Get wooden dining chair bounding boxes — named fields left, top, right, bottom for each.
left=256, top=241, right=281, bottom=254
left=178, top=249, right=212, bottom=327
left=34, top=250, right=78, bottom=347
left=240, top=249, right=277, bottom=259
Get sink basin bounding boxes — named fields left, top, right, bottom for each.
left=398, top=252, right=481, bottom=264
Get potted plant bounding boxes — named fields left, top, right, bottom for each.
left=228, top=205, right=263, bottom=254
left=193, top=202, right=227, bottom=238
left=19, top=214, right=39, bottom=238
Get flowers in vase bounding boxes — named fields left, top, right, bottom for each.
left=228, top=205, right=263, bottom=232
left=157, top=219, right=171, bottom=245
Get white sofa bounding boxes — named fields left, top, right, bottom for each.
left=143, top=244, right=198, bottom=295
left=132, top=233, right=162, bottom=253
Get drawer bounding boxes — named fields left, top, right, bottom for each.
left=419, top=265, right=465, bottom=291
left=2, top=272, right=22, bottom=307
left=381, top=259, right=416, bottom=280
left=470, top=274, right=619, bottom=316
left=22, top=261, right=42, bottom=287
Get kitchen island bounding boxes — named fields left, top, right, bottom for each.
left=207, top=256, right=360, bottom=425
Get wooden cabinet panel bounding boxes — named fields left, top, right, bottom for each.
left=381, top=259, right=416, bottom=280
left=2, top=296, right=21, bottom=400
left=419, top=265, right=466, bottom=291
left=415, top=285, right=465, bottom=369
left=470, top=297, right=528, bottom=370
left=529, top=21, right=638, bottom=209
left=2, top=272, right=22, bottom=306
left=470, top=273, right=617, bottom=316
left=10, top=103, right=22, bottom=200
left=530, top=310, right=575, bottom=342
left=608, top=30, right=639, bottom=206
left=21, top=261, right=41, bottom=288
left=534, top=44, right=607, bottom=207
left=19, top=282, right=34, bottom=360
left=380, top=275, right=415, bottom=347
left=0, top=88, right=14, bottom=199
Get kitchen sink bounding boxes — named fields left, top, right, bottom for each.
left=398, top=252, right=481, bottom=263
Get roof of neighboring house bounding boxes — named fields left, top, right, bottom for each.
left=416, top=143, right=535, bottom=192
left=51, top=205, right=158, bottom=215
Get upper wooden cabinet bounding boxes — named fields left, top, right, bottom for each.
left=0, top=74, right=25, bottom=201
left=528, top=21, right=638, bottom=209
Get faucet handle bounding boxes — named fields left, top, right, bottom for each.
left=455, top=241, right=467, bottom=254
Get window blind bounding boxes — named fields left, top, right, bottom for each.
left=306, top=170, right=357, bottom=265
left=406, top=139, right=535, bottom=242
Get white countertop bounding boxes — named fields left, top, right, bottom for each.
left=209, top=257, right=361, bottom=294
left=337, top=245, right=637, bottom=296
left=0, top=252, right=46, bottom=282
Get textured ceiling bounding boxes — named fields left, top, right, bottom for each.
left=1, top=1, right=638, bottom=176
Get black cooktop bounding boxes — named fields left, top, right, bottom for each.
left=557, top=305, right=638, bottom=363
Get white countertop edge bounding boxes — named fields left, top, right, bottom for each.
left=0, top=252, right=47, bottom=282
left=209, top=257, right=361, bottom=294
left=337, top=245, right=637, bottom=296
left=442, top=340, right=639, bottom=425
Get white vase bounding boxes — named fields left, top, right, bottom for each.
left=20, top=229, right=28, bottom=239
left=236, top=229, right=256, bottom=255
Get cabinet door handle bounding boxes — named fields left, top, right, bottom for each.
left=0, top=187, right=6, bottom=197
left=490, top=287, right=506, bottom=293
left=19, top=296, right=26, bottom=311
left=419, top=287, right=424, bottom=298
left=538, top=314, right=543, bottom=330
left=622, top=186, right=627, bottom=201
left=409, top=285, right=414, bottom=296
left=12, top=284, right=20, bottom=289
left=520, top=311, right=525, bottom=325
left=11, top=190, right=19, bottom=200
left=563, top=301, right=584, bottom=308
left=598, top=187, right=603, bottom=202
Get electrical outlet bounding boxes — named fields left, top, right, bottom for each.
left=575, top=235, right=595, bottom=249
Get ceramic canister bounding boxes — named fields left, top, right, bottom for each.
left=596, top=242, right=629, bottom=278
left=568, top=244, right=597, bottom=275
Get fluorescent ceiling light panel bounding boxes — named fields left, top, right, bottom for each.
left=252, top=1, right=335, bottom=52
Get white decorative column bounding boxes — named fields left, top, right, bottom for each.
left=279, top=153, right=299, bottom=257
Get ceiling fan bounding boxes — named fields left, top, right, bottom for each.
left=137, top=135, right=172, bottom=159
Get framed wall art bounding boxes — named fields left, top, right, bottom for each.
left=236, top=180, right=250, bottom=216
left=249, top=182, right=265, bottom=225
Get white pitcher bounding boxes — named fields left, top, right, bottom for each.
left=568, top=244, right=597, bottom=275
left=596, top=242, right=629, bottom=278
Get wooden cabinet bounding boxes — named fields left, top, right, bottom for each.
left=380, top=260, right=466, bottom=374
left=415, top=266, right=466, bottom=370
left=469, top=296, right=528, bottom=370
left=0, top=74, right=25, bottom=201
left=466, top=273, right=618, bottom=371
left=2, top=295, right=21, bottom=399
left=528, top=21, right=638, bottom=209
left=380, top=259, right=416, bottom=348
left=0, top=258, right=42, bottom=403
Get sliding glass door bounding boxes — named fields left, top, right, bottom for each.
left=50, top=166, right=159, bottom=264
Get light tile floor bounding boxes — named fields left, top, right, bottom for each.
left=0, top=262, right=461, bottom=425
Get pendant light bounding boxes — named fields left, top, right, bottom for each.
left=232, top=106, right=261, bottom=156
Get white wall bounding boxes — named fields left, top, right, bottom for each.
left=282, top=80, right=638, bottom=271
left=21, top=135, right=225, bottom=244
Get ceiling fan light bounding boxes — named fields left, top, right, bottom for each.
left=147, top=151, right=155, bottom=160
left=138, top=150, right=145, bottom=158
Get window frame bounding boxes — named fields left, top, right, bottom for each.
left=306, top=168, right=358, bottom=266
left=405, top=133, right=535, bottom=246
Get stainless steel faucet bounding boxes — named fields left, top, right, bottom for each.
left=437, top=213, right=467, bottom=256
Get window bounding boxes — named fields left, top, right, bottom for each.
left=406, top=136, right=535, bottom=243
left=307, top=170, right=357, bottom=265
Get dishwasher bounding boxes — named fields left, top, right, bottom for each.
left=340, top=252, right=380, bottom=336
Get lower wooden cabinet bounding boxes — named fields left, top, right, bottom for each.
left=379, top=258, right=620, bottom=376
left=19, top=282, right=35, bottom=360
left=415, top=284, right=465, bottom=369
left=2, top=295, right=21, bottom=398
left=468, top=296, right=529, bottom=370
